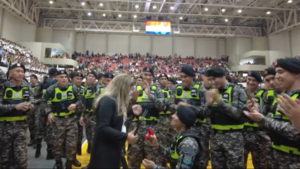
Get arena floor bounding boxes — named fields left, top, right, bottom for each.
left=27, top=139, right=254, bottom=168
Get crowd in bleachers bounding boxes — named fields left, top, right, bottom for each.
left=0, top=38, right=48, bottom=81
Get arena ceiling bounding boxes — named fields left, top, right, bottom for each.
left=1, top=0, right=300, bottom=37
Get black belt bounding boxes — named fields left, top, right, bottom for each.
left=213, top=129, right=242, bottom=134
left=55, top=114, right=76, bottom=119
left=144, top=121, right=157, bottom=125
left=243, top=126, right=260, bottom=132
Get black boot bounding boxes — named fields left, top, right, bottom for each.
left=65, top=160, right=72, bottom=169
left=72, top=155, right=81, bottom=167
left=46, top=143, right=54, bottom=160
left=53, top=161, right=63, bottom=169
left=35, top=143, right=41, bottom=158
left=82, top=164, right=89, bottom=169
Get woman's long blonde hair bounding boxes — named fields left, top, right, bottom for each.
left=93, top=74, right=133, bottom=117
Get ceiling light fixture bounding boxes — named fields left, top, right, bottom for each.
left=99, top=3, right=103, bottom=6
left=153, top=5, right=157, bottom=9
left=87, top=12, right=91, bottom=16
left=81, top=2, right=85, bottom=6
left=135, top=5, right=139, bottom=8
left=103, top=13, right=106, bottom=17
left=221, top=8, right=226, bottom=12
left=204, top=8, right=209, bottom=11
left=238, top=9, right=242, bottom=13
left=118, top=14, right=122, bottom=17
left=266, top=11, right=271, bottom=15
left=179, top=16, right=183, bottom=20
left=287, top=0, right=293, bottom=3
left=170, top=6, right=174, bottom=10
left=225, top=18, right=228, bottom=22
left=49, top=0, right=53, bottom=4
left=133, top=15, right=137, bottom=18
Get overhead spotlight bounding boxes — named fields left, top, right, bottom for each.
left=153, top=5, right=157, bottom=9
left=135, top=5, right=139, bottom=8
left=87, top=12, right=91, bottom=16
left=179, top=16, right=183, bottom=20
left=133, top=15, right=137, bottom=18
left=49, top=0, right=53, bottom=4
left=221, top=8, right=226, bottom=12
left=238, top=9, right=242, bottom=13
left=287, top=0, right=292, bottom=3
left=81, top=2, right=85, bottom=6
left=204, top=8, right=209, bottom=11
left=99, top=3, right=103, bottom=6
left=225, top=18, right=228, bottom=22
left=266, top=11, right=271, bottom=15
left=170, top=6, right=174, bottom=10
left=118, top=14, right=122, bottom=17
left=103, top=13, right=106, bottom=17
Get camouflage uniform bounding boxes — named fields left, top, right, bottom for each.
left=40, top=83, right=84, bottom=167
left=0, top=69, right=6, bottom=165
left=155, top=131, right=200, bottom=169
left=157, top=86, right=177, bottom=166
left=243, top=89, right=269, bottom=169
left=0, top=80, right=34, bottom=169
left=207, top=84, right=247, bottom=169
left=127, top=85, right=166, bottom=168
left=27, top=86, right=37, bottom=146
left=169, top=82, right=207, bottom=168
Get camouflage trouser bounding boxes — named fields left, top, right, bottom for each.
left=27, top=108, right=35, bottom=140
left=127, top=122, right=162, bottom=169
left=52, top=115, right=78, bottom=161
left=243, top=130, right=269, bottom=169
left=0, top=122, right=28, bottom=169
left=192, top=123, right=212, bottom=169
left=84, top=113, right=96, bottom=150
left=35, top=105, right=47, bottom=140
left=211, top=131, right=244, bottom=169
left=272, top=149, right=300, bottom=169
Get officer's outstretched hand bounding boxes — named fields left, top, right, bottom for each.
left=205, top=90, right=215, bottom=106
left=68, top=104, right=76, bottom=111
left=127, top=130, right=138, bottom=144
left=243, top=109, right=264, bottom=122
left=143, top=81, right=152, bottom=99
left=47, top=113, right=55, bottom=124
left=147, top=134, right=159, bottom=148
left=142, top=159, right=156, bottom=169
left=16, top=102, right=30, bottom=111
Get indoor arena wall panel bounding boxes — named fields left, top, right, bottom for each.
left=130, top=35, right=151, bottom=54
left=152, top=36, right=172, bottom=56
left=108, top=34, right=130, bottom=54
left=85, top=33, right=107, bottom=54
left=268, top=31, right=291, bottom=57
left=52, top=30, right=76, bottom=55
left=291, top=29, right=300, bottom=56
left=174, top=37, right=194, bottom=57
left=196, top=38, right=218, bottom=58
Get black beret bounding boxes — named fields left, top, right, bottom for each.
left=70, top=72, right=83, bottom=79
left=103, top=72, right=114, bottom=79
left=177, top=105, right=196, bottom=128
left=56, top=70, right=68, bottom=76
left=30, top=74, right=38, bottom=79
left=158, top=73, right=168, bottom=79
left=263, top=68, right=276, bottom=77
left=248, top=71, right=262, bottom=83
left=180, top=65, right=195, bottom=77
left=48, top=67, right=58, bottom=75
left=97, top=73, right=104, bottom=79
left=87, top=70, right=97, bottom=78
left=170, top=79, right=177, bottom=85
left=143, top=67, right=154, bottom=76
left=10, top=63, right=26, bottom=72
left=275, top=58, right=300, bottom=74
left=206, top=67, right=225, bottom=77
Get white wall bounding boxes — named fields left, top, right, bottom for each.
left=0, top=7, right=36, bottom=43
left=73, top=32, right=226, bottom=58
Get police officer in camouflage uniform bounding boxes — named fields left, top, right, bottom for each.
left=0, top=63, right=34, bottom=169
left=205, top=66, right=247, bottom=169
left=96, top=73, right=104, bottom=86
left=143, top=105, right=201, bottom=169
left=80, top=70, right=101, bottom=169
left=27, top=74, right=39, bottom=147
left=168, top=65, right=207, bottom=168
left=156, top=73, right=176, bottom=167
left=127, top=67, right=166, bottom=168
left=34, top=67, right=58, bottom=159
left=244, top=58, right=300, bottom=169
left=41, top=70, right=84, bottom=169
left=243, top=71, right=269, bottom=169
left=69, top=71, right=85, bottom=167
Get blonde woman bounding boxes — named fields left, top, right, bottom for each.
left=88, top=74, right=139, bottom=169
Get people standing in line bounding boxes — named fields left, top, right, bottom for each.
left=243, top=71, right=269, bottom=169
left=168, top=65, right=207, bottom=169
left=69, top=71, right=85, bottom=167
left=143, top=105, right=201, bottom=169
left=88, top=74, right=139, bottom=168
left=0, top=63, right=34, bottom=169
left=80, top=70, right=103, bottom=169
left=27, top=74, right=39, bottom=148
left=41, top=70, right=84, bottom=169
left=205, top=66, right=247, bottom=169
left=244, top=58, right=300, bottom=169
left=34, top=67, right=58, bottom=160
left=127, top=67, right=166, bottom=168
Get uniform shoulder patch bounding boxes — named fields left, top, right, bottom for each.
left=183, top=154, right=193, bottom=165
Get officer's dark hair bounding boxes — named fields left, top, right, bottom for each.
left=226, top=75, right=233, bottom=83
left=30, top=74, right=38, bottom=80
